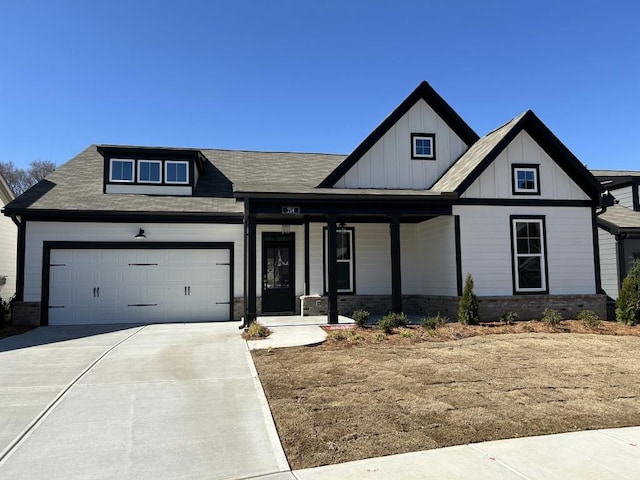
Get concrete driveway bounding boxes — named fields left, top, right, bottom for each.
left=0, top=323, right=290, bottom=480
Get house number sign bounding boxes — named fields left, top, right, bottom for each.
left=282, top=206, right=300, bottom=214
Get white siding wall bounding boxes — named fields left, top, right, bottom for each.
left=334, top=99, right=469, bottom=190
left=598, top=227, right=619, bottom=299
left=0, top=212, right=17, bottom=299
left=611, top=186, right=633, bottom=210
left=462, top=131, right=590, bottom=201
left=416, top=217, right=458, bottom=295
left=308, top=223, right=392, bottom=295
left=24, top=222, right=244, bottom=302
left=307, top=219, right=456, bottom=296
left=454, top=205, right=596, bottom=296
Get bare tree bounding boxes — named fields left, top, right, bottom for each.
left=0, top=160, right=56, bottom=195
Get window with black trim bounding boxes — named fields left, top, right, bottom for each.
left=110, top=159, right=134, bottom=182
left=512, top=164, right=540, bottom=195
left=411, top=133, right=436, bottom=160
left=323, top=227, right=355, bottom=294
left=511, top=218, right=547, bottom=293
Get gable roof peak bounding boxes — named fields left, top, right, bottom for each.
left=319, top=81, right=480, bottom=187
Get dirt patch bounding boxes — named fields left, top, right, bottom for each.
left=252, top=321, right=640, bottom=469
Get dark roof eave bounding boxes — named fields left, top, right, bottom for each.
left=4, top=208, right=244, bottom=222
left=233, top=190, right=459, bottom=201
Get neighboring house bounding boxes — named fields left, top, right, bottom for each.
left=592, top=170, right=640, bottom=301
left=3, top=82, right=606, bottom=326
left=0, top=171, right=17, bottom=301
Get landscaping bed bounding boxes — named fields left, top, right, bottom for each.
left=252, top=321, right=640, bottom=469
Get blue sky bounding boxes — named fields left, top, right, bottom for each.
left=1, top=0, right=638, bottom=170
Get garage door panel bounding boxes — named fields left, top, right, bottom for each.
left=48, top=248, right=232, bottom=325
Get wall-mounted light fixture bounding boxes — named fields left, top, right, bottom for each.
left=134, top=228, right=146, bottom=239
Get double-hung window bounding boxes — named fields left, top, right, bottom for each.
left=165, top=161, right=189, bottom=184
left=109, top=159, right=134, bottom=182
left=512, top=164, right=540, bottom=195
left=324, top=227, right=355, bottom=293
left=511, top=217, right=547, bottom=293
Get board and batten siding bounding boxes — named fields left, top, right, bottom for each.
left=334, top=99, right=469, bottom=190
left=23, top=222, right=244, bottom=302
left=462, top=131, right=590, bottom=201
left=453, top=205, right=596, bottom=296
left=611, top=186, right=633, bottom=210
left=598, top=227, right=619, bottom=299
left=0, top=211, right=17, bottom=299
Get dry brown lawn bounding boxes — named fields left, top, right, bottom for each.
left=252, top=321, right=640, bottom=469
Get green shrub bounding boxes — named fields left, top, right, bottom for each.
left=542, top=308, right=562, bottom=327
left=458, top=273, right=480, bottom=325
left=421, top=313, right=448, bottom=330
left=577, top=309, right=602, bottom=329
left=499, top=311, right=518, bottom=326
left=400, top=329, right=413, bottom=338
left=616, top=259, right=640, bottom=325
left=352, top=309, right=370, bottom=327
left=244, top=322, right=271, bottom=339
left=375, top=332, right=387, bottom=342
left=378, top=312, right=408, bottom=333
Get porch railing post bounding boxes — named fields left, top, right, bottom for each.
left=327, top=216, right=338, bottom=324
left=390, top=214, right=402, bottom=313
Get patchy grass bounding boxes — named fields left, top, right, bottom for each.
left=253, top=321, right=640, bottom=469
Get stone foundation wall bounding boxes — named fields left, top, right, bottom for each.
left=12, top=301, right=41, bottom=326
left=274, top=294, right=607, bottom=323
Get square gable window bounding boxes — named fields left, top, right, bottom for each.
left=512, top=164, right=540, bottom=195
left=165, top=161, right=189, bottom=184
left=411, top=133, right=436, bottom=160
left=138, top=160, right=161, bottom=183
left=110, top=159, right=134, bottom=182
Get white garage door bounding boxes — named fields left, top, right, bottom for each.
left=48, top=248, right=231, bottom=325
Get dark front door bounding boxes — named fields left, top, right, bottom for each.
left=262, top=233, right=295, bottom=313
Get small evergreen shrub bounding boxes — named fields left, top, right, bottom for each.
left=378, top=312, right=408, bottom=333
left=577, top=309, right=602, bottom=329
left=458, top=273, right=480, bottom=325
left=375, top=332, right=387, bottom=342
left=352, top=309, right=370, bottom=327
left=616, top=259, right=640, bottom=325
left=542, top=308, right=562, bottom=327
left=244, top=322, right=271, bottom=339
left=499, top=311, right=518, bottom=326
left=421, top=313, right=448, bottom=330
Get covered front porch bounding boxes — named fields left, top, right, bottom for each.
left=240, top=193, right=462, bottom=325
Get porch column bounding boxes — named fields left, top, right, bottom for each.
left=246, top=214, right=257, bottom=325
left=327, top=216, right=339, bottom=324
left=390, top=215, right=402, bottom=313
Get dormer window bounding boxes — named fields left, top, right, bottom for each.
left=138, top=160, right=161, bottom=183
left=165, top=161, right=188, bottom=184
left=411, top=133, right=436, bottom=160
left=110, top=159, right=134, bottom=182
left=99, top=146, right=205, bottom=196
left=512, top=164, right=540, bottom=195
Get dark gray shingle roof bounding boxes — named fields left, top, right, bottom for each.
left=3, top=146, right=346, bottom=215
